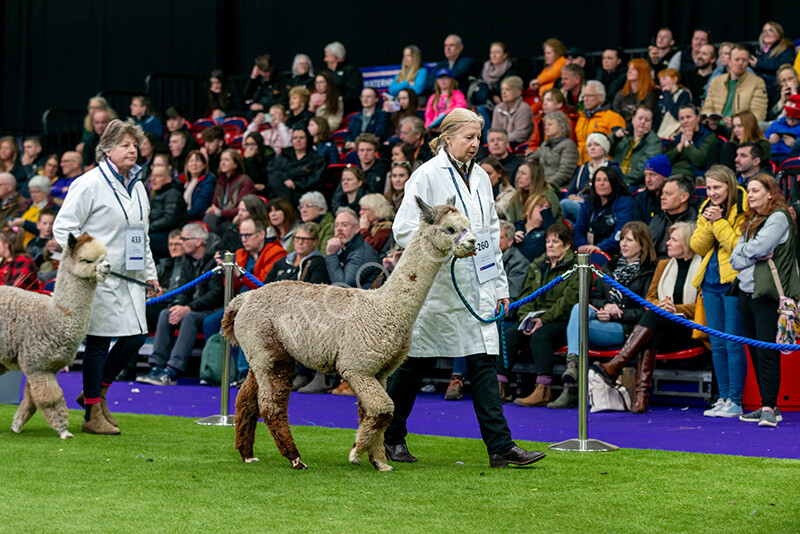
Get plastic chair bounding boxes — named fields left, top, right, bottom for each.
left=222, top=116, right=248, bottom=130
left=322, top=163, right=348, bottom=200
left=589, top=251, right=611, bottom=268
left=514, top=142, right=529, bottom=155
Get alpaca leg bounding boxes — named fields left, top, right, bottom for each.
left=11, top=381, right=37, bottom=434
left=26, top=372, right=72, bottom=439
left=234, top=370, right=261, bottom=463
left=346, top=374, right=395, bottom=471
left=259, top=359, right=305, bottom=469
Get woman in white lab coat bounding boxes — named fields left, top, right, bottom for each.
left=385, top=108, right=544, bottom=468
left=54, top=119, right=161, bottom=435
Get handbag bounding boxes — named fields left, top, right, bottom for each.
left=691, top=291, right=711, bottom=346
left=768, top=259, right=800, bottom=345
left=588, top=368, right=632, bottom=412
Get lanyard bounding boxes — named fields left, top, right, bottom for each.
left=447, top=166, right=485, bottom=227
left=98, top=162, right=143, bottom=226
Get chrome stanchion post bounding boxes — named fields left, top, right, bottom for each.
left=196, top=252, right=236, bottom=426
left=550, top=254, right=618, bottom=452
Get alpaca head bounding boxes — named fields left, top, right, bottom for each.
left=415, top=196, right=476, bottom=259
left=65, top=234, right=111, bottom=282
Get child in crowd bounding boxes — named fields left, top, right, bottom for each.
left=764, top=95, right=800, bottom=166
left=244, top=104, right=292, bottom=155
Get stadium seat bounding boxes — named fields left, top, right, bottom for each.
left=222, top=116, right=248, bottom=130
left=555, top=345, right=707, bottom=361
left=331, top=128, right=348, bottom=149
left=322, top=163, right=348, bottom=200
left=343, top=150, right=360, bottom=165
left=514, top=142, right=529, bottom=155
left=589, top=251, right=611, bottom=267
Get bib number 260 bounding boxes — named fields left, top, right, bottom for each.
left=475, top=240, right=490, bottom=251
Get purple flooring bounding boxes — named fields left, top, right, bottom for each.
left=33, top=372, right=800, bottom=459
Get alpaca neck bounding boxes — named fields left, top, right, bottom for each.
left=53, top=268, right=96, bottom=319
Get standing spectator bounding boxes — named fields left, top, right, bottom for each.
left=242, top=132, right=272, bottom=192
left=647, top=27, right=681, bottom=72
left=331, top=165, right=368, bottom=213
left=82, top=110, right=111, bottom=168
left=308, top=117, right=341, bottom=168
left=612, top=58, right=660, bottom=124
left=358, top=193, right=395, bottom=253
left=345, top=87, right=390, bottom=147
left=657, top=69, right=693, bottom=139
left=752, top=22, right=797, bottom=107
left=425, top=69, right=467, bottom=130
left=205, top=149, right=256, bottom=232
left=0, top=137, right=24, bottom=183
left=20, top=137, right=45, bottom=179
left=594, top=48, right=626, bottom=104
left=530, top=110, right=580, bottom=189
left=562, top=132, right=619, bottom=222
left=298, top=191, right=334, bottom=254
left=492, top=76, right=533, bottom=145
left=200, top=125, right=225, bottom=177
left=267, top=128, right=325, bottom=205
left=309, top=72, right=344, bottom=131
left=325, top=207, right=381, bottom=288
left=529, top=38, right=567, bottom=97
left=484, top=128, right=522, bottom=178
left=764, top=95, right=800, bottom=166
left=720, top=110, right=771, bottom=172
left=321, top=41, right=363, bottom=115
left=148, top=166, right=187, bottom=258
left=399, top=116, right=434, bottom=162
left=573, top=166, right=634, bottom=254
left=243, top=54, right=285, bottom=117
left=635, top=155, right=671, bottom=224
left=428, top=34, right=475, bottom=94
left=649, top=175, right=697, bottom=258
left=665, top=104, right=718, bottom=179
left=52, top=151, right=84, bottom=204
left=285, top=54, right=315, bottom=92
left=479, top=157, right=515, bottom=218
left=207, top=69, right=237, bottom=119
left=129, top=95, right=163, bottom=137
left=179, top=150, right=216, bottom=221
left=575, top=81, right=626, bottom=165
left=285, top=86, right=315, bottom=131
left=388, top=45, right=427, bottom=98
left=266, top=197, right=299, bottom=252
left=681, top=43, right=717, bottom=108
left=609, top=105, right=662, bottom=187
left=731, top=174, right=799, bottom=427
left=690, top=165, right=748, bottom=418
left=703, top=45, right=769, bottom=125
left=734, top=142, right=767, bottom=183
left=560, top=64, right=586, bottom=111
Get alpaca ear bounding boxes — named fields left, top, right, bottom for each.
left=67, top=233, right=77, bottom=253
left=445, top=196, right=456, bottom=208
left=415, top=196, right=436, bottom=224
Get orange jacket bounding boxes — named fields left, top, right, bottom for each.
left=234, top=240, right=286, bottom=292
left=536, top=56, right=566, bottom=97
left=575, top=107, right=626, bottom=164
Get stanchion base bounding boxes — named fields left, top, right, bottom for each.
left=548, top=438, right=619, bottom=452
left=195, top=415, right=235, bottom=426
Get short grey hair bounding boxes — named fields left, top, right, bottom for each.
left=501, top=76, right=523, bottom=93
left=585, top=80, right=606, bottom=98
left=95, top=118, right=144, bottom=163
left=544, top=111, right=571, bottom=139
left=182, top=222, right=209, bottom=244
left=296, top=222, right=320, bottom=241
left=298, top=191, right=327, bottom=213
left=446, top=34, right=463, bottom=46
left=359, top=193, right=395, bottom=222
left=324, top=41, right=346, bottom=61
left=27, top=175, right=51, bottom=195
left=335, top=206, right=359, bottom=224
left=0, top=172, right=16, bottom=188
left=400, top=116, right=425, bottom=136
left=499, top=220, right=515, bottom=241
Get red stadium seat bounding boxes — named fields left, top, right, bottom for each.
left=222, top=116, right=248, bottom=130
left=555, top=345, right=707, bottom=361
left=322, top=163, right=348, bottom=200
left=589, top=251, right=611, bottom=267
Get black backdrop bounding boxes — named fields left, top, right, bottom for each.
left=2, top=0, right=799, bottom=133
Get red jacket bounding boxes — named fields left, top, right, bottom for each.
left=234, top=240, right=286, bottom=292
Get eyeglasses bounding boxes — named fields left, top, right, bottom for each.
left=299, top=203, right=319, bottom=209
left=240, top=232, right=263, bottom=240
left=179, top=236, right=197, bottom=241
left=391, top=161, right=411, bottom=168
left=168, top=242, right=183, bottom=248
left=294, top=236, right=315, bottom=243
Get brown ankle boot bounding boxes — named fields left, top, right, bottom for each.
left=595, top=325, right=654, bottom=385
left=81, top=403, right=121, bottom=435
left=77, top=386, right=118, bottom=427
left=514, top=383, right=551, bottom=407
left=631, top=349, right=657, bottom=414
left=498, top=381, right=512, bottom=403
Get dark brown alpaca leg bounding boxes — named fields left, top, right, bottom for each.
left=234, top=370, right=261, bottom=463
left=259, top=358, right=305, bottom=469
left=11, top=380, right=37, bottom=434
left=25, top=372, right=72, bottom=439
left=346, top=373, right=395, bottom=471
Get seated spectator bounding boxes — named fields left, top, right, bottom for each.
left=680, top=28, right=712, bottom=72
left=308, top=116, right=340, bottom=168
left=324, top=207, right=382, bottom=288
left=484, top=128, right=522, bottom=178
left=244, top=104, right=291, bottom=155
left=657, top=69, right=693, bottom=139
left=513, top=194, right=557, bottom=262
left=560, top=64, right=586, bottom=111
left=51, top=151, right=84, bottom=204
left=351, top=133, right=389, bottom=194
left=208, top=69, right=237, bottom=119
left=492, top=76, right=533, bottom=145
left=285, top=86, right=315, bottom=130
left=480, top=156, right=515, bottom=218
left=594, top=48, right=627, bottom=104
left=81, top=110, right=111, bottom=168
left=178, top=150, right=216, bottom=221
left=0, top=173, right=21, bottom=229
left=387, top=88, right=421, bottom=141
left=138, top=132, right=166, bottom=185
left=385, top=161, right=411, bottom=212
left=612, top=58, right=660, bottom=124
left=165, top=106, right=188, bottom=133
left=388, top=45, right=427, bottom=98
left=9, top=176, right=58, bottom=246
left=609, top=105, right=662, bottom=187
left=428, top=34, right=475, bottom=94
left=285, top=54, right=315, bottom=92
left=566, top=47, right=587, bottom=69
left=735, top=142, right=768, bottom=183
left=636, top=155, right=671, bottom=224
left=345, top=87, right=390, bottom=148
left=265, top=221, right=329, bottom=284
left=150, top=152, right=175, bottom=185
left=665, top=104, right=719, bottom=178
left=719, top=110, right=771, bottom=171
left=266, top=197, right=299, bottom=253
left=39, top=153, right=60, bottom=184
left=650, top=175, right=698, bottom=258
left=574, top=166, right=634, bottom=254
left=526, top=88, right=574, bottom=154
left=562, top=132, right=620, bottom=222
left=592, top=221, right=700, bottom=413
left=148, top=166, right=188, bottom=258
left=129, top=95, right=163, bottom=137
left=167, top=130, right=197, bottom=175
left=0, top=228, right=40, bottom=290
left=358, top=193, right=395, bottom=253
left=500, top=222, right=579, bottom=407
left=505, top=159, right=561, bottom=223
left=770, top=64, right=799, bottom=121
left=81, top=96, right=117, bottom=145
left=472, top=41, right=514, bottom=107
left=390, top=141, right=419, bottom=173
left=25, top=208, right=57, bottom=272
left=703, top=45, right=769, bottom=126
left=528, top=38, right=567, bottom=97
left=708, top=42, right=736, bottom=86
left=243, top=54, right=285, bottom=116
left=138, top=224, right=223, bottom=386
left=0, top=137, right=24, bottom=183
left=530, top=110, right=579, bottom=188
left=752, top=22, right=797, bottom=107
left=204, top=149, right=256, bottom=232
left=498, top=220, right=530, bottom=302
left=399, top=116, right=434, bottom=162
left=267, top=128, right=325, bottom=205
left=310, top=71, right=344, bottom=131
left=235, top=217, right=287, bottom=289
left=321, top=41, right=364, bottom=115
left=424, top=69, right=467, bottom=130
left=200, top=125, right=226, bottom=175
left=764, top=95, right=800, bottom=166
left=647, top=27, right=681, bottom=72
left=298, top=191, right=334, bottom=254
left=20, top=137, right=45, bottom=180
left=332, top=164, right=368, bottom=214
left=682, top=43, right=717, bottom=108
left=242, top=132, right=272, bottom=192
left=575, top=81, right=626, bottom=164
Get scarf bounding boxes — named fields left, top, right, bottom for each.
left=609, top=257, right=640, bottom=304
left=657, top=256, right=701, bottom=305
left=482, top=59, right=512, bottom=86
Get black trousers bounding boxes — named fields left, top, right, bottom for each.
left=83, top=334, right=148, bottom=400
left=500, top=320, right=568, bottom=379
left=738, top=292, right=781, bottom=408
left=385, top=353, right=515, bottom=455
left=638, top=309, right=698, bottom=352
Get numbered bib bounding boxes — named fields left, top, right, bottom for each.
left=125, top=227, right=146, bottom=271
left=472, top=227, right=500, bottom=284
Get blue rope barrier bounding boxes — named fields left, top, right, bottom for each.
left=240, top=270, right=264, bottom=288
left=146, top=267, right=221, bottom=305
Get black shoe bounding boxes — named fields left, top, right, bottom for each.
left=115, top=366, right=137, bottom=382
left=489, top=446, right=546, bottom=468
left=384, top=442, right=418, bottom=463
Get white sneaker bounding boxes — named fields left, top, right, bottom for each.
left=716, top=399, right=743, bottom=418
left=703, top=398, right=725, bottom=417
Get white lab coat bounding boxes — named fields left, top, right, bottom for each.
left=53, top=160, right=158, bottom=337
left=393, top=148, right=508, bottom=358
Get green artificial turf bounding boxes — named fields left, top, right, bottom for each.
left=0, top=405, right=798, bottom=533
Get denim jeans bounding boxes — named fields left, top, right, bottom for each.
left=702, top=282, right=747, bottom=404
left=202, top=309, right=248, bottom=376
left=560, top=198, right=583, bottom=223
left=566, top=303, right=626, bottom=355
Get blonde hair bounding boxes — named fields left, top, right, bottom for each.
left=83, top=96, right=118, bottom=133
left=523, top=193, right=551, bottom=216
left=397, top=45, right=422, bottom=83
left=704, top=165, right=738, bottom=213
left=667, top=221, right=697, bottom=257
left=429, top=108, right=484, bottom=153
left=359, top=193, right=395, bottom=221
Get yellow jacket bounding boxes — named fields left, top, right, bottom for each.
left=690, top=186, right=748, bottom=288
left=701, top=71, right=768, bottom=122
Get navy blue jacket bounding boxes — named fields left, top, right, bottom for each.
left=573, top=193, right=635, bottom=253
left=345, top=110, right=391, bottom=143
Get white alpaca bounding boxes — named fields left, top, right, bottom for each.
left=222, top=197, right=476, bottom=470
left=0, top=234, right=110, bottom=439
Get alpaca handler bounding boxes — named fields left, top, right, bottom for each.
left=386, top=108, right=545, bottom=468
left=53, top=119, right=161, bottom=435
